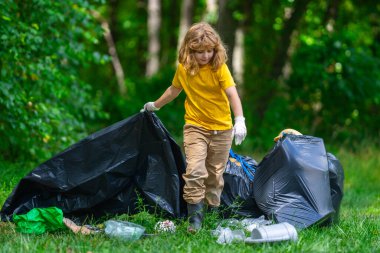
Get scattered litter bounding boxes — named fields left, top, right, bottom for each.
left=245, top=222, right=298, bottom=244
left=13, top=207, right=66, bottom=234
left=63, top=218, right=100, bottom=235
left=212, top=216, right=272, bottom=244
left=213, top=227, right=246, bottom=244
left=154, top=220, right=176, bottom=233
left=83, top=224, right=103, bottom=233
left=241, top=216, right=272, bottom=232
left=104, top=220, right=145, bottom=240
left=13, top=206, right=101, bottom=235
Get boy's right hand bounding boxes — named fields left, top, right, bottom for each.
left=233, top=116, right=247, bottom=145
left=141, top=102, right=160, bottom=112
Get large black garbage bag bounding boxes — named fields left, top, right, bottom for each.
left=327, top=152, right=344, bottom=223
left=220, top=150, right=263, bottom=217
left=253, top=135, right=340, bottom=229
left=1, top=112, right=187, bottom=221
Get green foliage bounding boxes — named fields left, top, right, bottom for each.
left=115, top=211, right=159, bottom=234
left=1, top=0, right=379, bottom=160
left=107, top=0, right=148, bottom=78
left=0, top=159, right=35, bottom=205
left=98, top=65, right=185, bottom=142
left=0, top=0, right=108, bottom=161
left=287, top=30, right=380, bottom=143
left=129, top=211, right=158, bottom=234
left=241, top=0, right=380, bottom=150
left=140, top=68, right=186, bottom=141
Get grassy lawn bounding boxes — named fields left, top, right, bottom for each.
left=0, top=146, right=379, bottom=253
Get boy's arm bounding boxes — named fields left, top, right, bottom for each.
left=143, top=85, right=182, bottom=111
left=225, top=86, right=247, bottom=145
left=225, top=86, right=243, bottom=117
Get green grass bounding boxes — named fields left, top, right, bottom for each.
left=0, top=146, right=379, bottom=253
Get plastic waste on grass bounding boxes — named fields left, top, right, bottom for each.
left=13, top=207, right=66, bottom=234
left=214, top=221, right=298, bottom=245
left=105, top=220, right=145, bottom=240
left=245, top=222, right=298, bottom=244
left=215, top=228, right=246, bottom=244
left=240, top=216, right=272, bottom=232
left=212, top=216, right=272, bottom=244
left=63, top=217, right=99, bottom=235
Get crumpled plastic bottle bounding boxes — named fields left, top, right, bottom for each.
left=211, top=215, right=272, bottom=244
left=241, top=215, right=272, bottom=232
left=104, top=220, right=145, bottom=240
left=213, top=226, right=246, bottom=244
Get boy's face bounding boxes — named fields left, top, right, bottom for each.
left=194, top=49, right=214, bottom=66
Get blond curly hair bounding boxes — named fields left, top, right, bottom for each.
left=178, top=22, right=227, bottom=76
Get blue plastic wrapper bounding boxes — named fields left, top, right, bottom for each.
left=221, top=150, right=262, bottom=217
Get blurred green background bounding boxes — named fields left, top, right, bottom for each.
left=1, top=0, right=379, bottom=163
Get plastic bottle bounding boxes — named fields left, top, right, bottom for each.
left=104, top=220, right=145, bottom=240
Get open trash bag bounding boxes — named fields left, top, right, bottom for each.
left=253, top=134, right=344, bottom=229
left=1, top=112, right=187, bottom=221
left=220, top=150, right=262, bottom=217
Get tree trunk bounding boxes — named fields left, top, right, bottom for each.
left=160, top=1, right=180, bottom=66
left=203, top=0, right=217, bottom=23
left=271, top=0, right=311, bottom=80
left=177, top=0, right=195, bottom=54
left=109, top=0, right=120, bottom=44
left=324, top=0, right=341, bottom=32
left=232, top=28, right=244, bottom=85
left=216, top=0, right=238, bottom=72
left=91, top=10, right=126, bottom=96
left=146, top=0, right=161, bottom=77
left=240, top=0, right=254, bottom=87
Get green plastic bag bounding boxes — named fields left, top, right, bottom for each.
left=13, top=207, right=66, bottom=234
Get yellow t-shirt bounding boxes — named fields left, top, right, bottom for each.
left=172, top=63, right=235, bottom=130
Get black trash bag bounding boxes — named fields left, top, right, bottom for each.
left=1, top=112, right=187, bottom=221
left=220, top=150, right=263, bottom=218
left=253, top=135, right=338, bottom=229
left=327, top=152, right=344, bottom=223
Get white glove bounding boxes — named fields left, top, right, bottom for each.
left=141, top=102, right=159, bottom=112
left=233, top=116, right=247, bottom=145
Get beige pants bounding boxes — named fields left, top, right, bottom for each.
left=183, top=124, right=233, bottom=206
